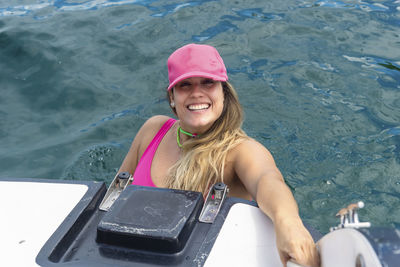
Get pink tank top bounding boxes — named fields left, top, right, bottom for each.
left=132, top=118, right=176, bottom=187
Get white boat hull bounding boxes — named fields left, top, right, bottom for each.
left=0, top=178, right=398, bottom=267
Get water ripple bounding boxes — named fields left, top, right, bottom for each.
left=0, top=0, right=215, bottom=18
left=304, top=0, right=395, bottom=12
left=221, top=8, right=284, bottom=22
left=80, top=97, right=165, bottom=132
left=228, top=60, right=268, bottom=80
left=192, top=20, right=238, bottom=42
left=0, top=0, right=141, bottom=17
left=80, top=107, right=139, bottom=133
left=62, top=143, right=125, bottom=183
left=343, top=55, right=400, bottom=87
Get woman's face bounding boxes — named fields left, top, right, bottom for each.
left=170, top=77, right=224, bottom=134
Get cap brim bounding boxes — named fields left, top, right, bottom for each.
left=167, top=71, right=228, bottom=91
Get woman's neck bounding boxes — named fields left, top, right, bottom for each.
left=177, top=125, right=198, bottom=148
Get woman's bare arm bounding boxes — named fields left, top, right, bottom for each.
left=233, top=139, right=320, bottom=267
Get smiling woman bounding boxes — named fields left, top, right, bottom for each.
left=171, top=77, right=225, bottom=134
left=165, top=79, right=247, bottom=198
left=118, top=44, right=320, bottom=267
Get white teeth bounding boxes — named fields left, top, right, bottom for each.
left=188, top=104, right=210, bottom=111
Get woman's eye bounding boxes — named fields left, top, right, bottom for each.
left=177, top=82, right=191, bottom=88
left=202, top=80, right=215, bottom=87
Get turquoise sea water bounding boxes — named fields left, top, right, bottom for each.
left=1, top=0, right=399, bottom=233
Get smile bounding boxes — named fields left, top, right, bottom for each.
left=187, top=104, right=210, bottom=111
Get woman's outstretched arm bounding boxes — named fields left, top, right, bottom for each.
left=233, top=139, right=320, bottom=267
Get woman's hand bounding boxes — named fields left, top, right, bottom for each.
left=274, top=216, right=320, bottom=267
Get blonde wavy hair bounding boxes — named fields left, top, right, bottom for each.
left=166, top=82, right=248, bottom=195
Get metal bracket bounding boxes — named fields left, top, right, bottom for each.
left=330, top=201, right=371, bottom=231
left=99, top=172, right=133, bottom=211
left=199, top=183, right=228, bottom=223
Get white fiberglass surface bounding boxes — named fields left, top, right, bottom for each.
left=318, top=228, right=382, bottom=267
left=0, top=181, right=88, bottom=267
left=204, top=203, right=282, bottom=267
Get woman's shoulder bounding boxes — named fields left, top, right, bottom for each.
left=135, top=115, right=174, bottom=140
left=234, top=137, right=262, bottom=150
left=141, top=115, right=174, bottom=131
left=229, top=137, right=273, bottom=162
left=134, top=115, right=175, bottom=154
left=228, top=137, right=279, bottom=182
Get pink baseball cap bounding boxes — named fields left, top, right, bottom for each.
left=167, top=44, right=228, bottom=90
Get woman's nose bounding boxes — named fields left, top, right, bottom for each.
left=191, top=83, right=203, bottom=93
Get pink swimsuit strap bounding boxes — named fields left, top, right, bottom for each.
left=132, top=118, right=176, bottom=187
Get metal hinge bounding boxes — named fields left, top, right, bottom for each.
left=99, top=172, right=133, bottom=211
left=199, top=183, right=228, bottom=223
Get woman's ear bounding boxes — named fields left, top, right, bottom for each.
left=168, top=90, right=174, bottom=104
left=168, top=90, right=177, bottom=112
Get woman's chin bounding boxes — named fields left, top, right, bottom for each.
left=182, top=120, right=214, bottom=134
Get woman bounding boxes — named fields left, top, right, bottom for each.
left=119, top=44, right=320, bottom=267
